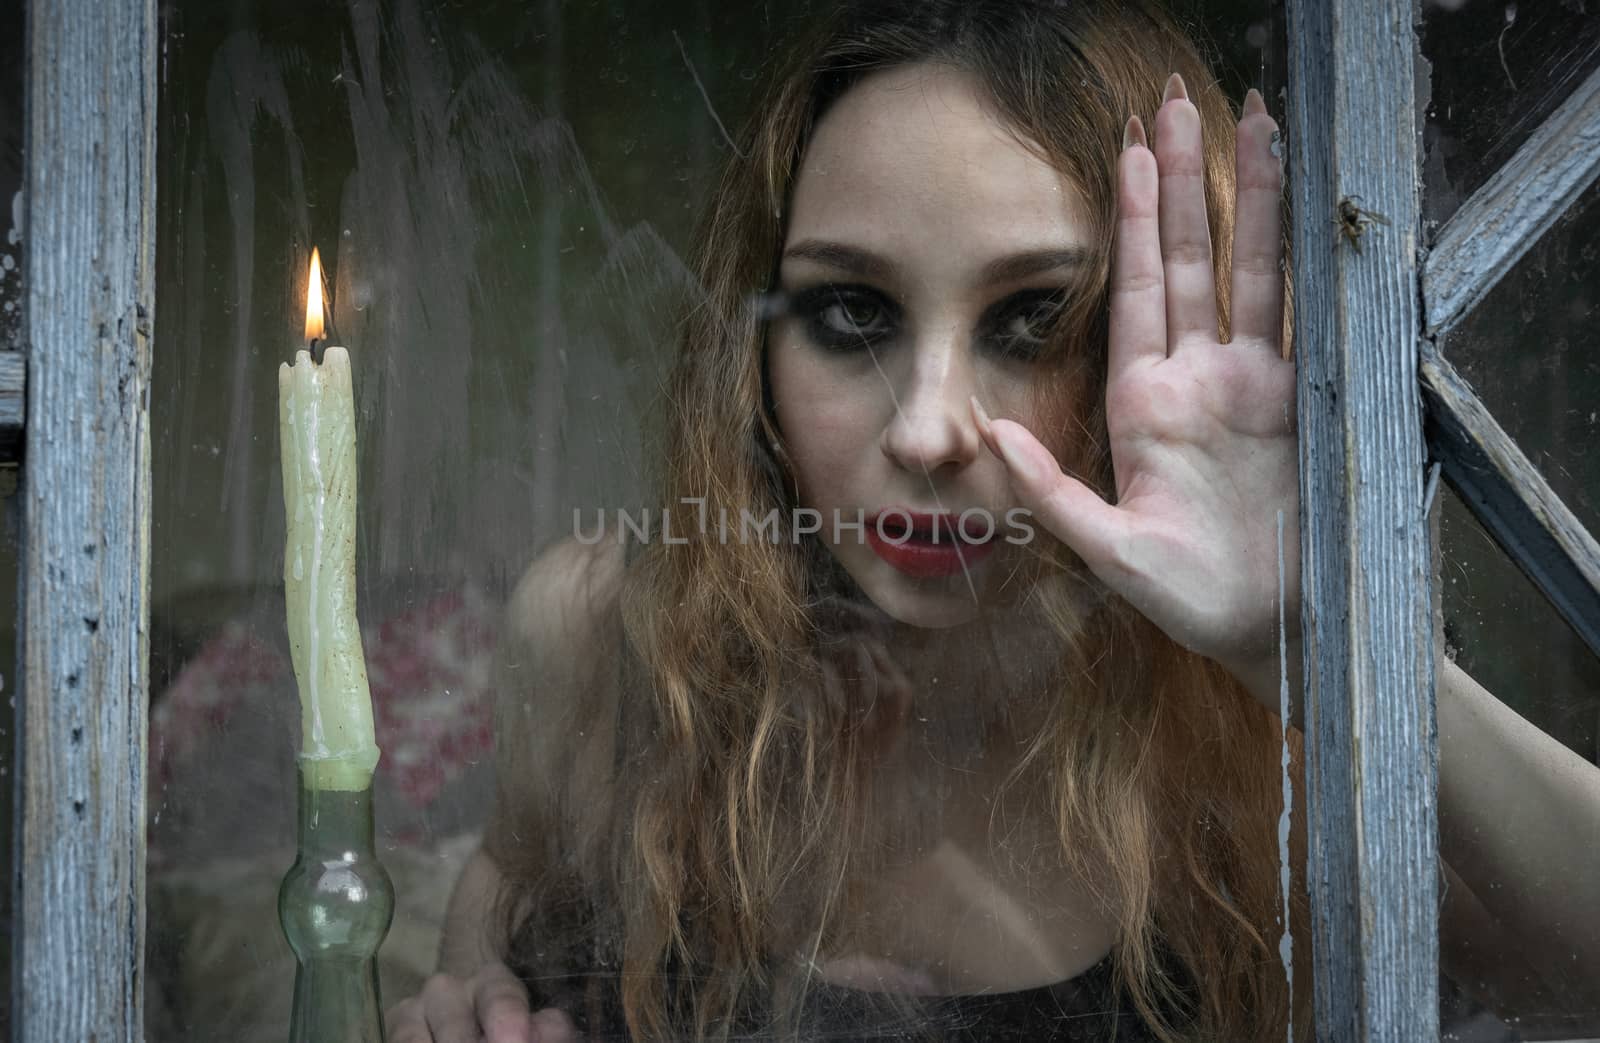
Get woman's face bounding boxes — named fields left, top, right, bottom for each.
left=769, top=62, right=1094, bottom=629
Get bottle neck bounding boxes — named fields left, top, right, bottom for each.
left=294, top=770, right=377, bottom=858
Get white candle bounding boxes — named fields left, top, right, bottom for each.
left=279, top=248, right=379, bottom=791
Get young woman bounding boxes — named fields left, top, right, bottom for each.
left=388, top=1, right=1600, bottom=1039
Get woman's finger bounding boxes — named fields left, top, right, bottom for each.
left=420, top=972, right=479, bottom=1043
left=982, top=417, right=1124, bottom=580
left=1108, top=116, right=1166, bottom=383
left=472, top=961, right=535, bottom=1043
left=384, top=996, right=431, bottom=1043
left=854, top=640, right=879, bottom=713
left=1151, top=73, right=1219, bottom=350
left=865, top=638, right=913, bottom=707
left=819, top=656, right=845, bottom=712
left=1228, top=89, right=1285, bottom=348
left=530, top=1007, right=581, bottom=1042
left=862, top=640, right=913, bottom=755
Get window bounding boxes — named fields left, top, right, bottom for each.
left=9, top=1, right=1599, bottom=1040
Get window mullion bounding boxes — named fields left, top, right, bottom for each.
left=1420, top=341, right=1600, bottom=662
left=1422, top=62, right=1600, bottom=338
left=14, top=0, right=156, bottom=1039
left=1285, top=0, right=1439, bottom=1037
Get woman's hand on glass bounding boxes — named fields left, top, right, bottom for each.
left=976, top=75, right=1296, bottom=701
left=816, top=598, right=916, bottom=757
left=384, top=960, right=578, bottom=1043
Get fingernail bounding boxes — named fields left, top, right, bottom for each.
left=1244, top=87, right=1267, bottom=116
left=1121, top=114, right=1148, bottom=151
left=970, top=396, right=1003, bottom=457
left=1163, top=72, right=1188, bottom=103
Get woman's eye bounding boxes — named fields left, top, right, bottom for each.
left=792, top=286, right=895, bottom=350
left=822, top=297, right=883, bottom=335
left=990, top=291, right=1066, bottom=359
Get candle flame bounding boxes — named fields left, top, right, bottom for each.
left=304, top=247, right=326, bottom=342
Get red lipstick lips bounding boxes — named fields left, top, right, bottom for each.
left=864, top=509, right=997, bottom=578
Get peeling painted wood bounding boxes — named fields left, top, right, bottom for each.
left=1285, top=0, right=1440, bottom=1037
left=1422, top=63, right=1600, bottom=337
left=1421, top=341, right=1600, bottom=661
left=14, top=0, right=156, bottom=1039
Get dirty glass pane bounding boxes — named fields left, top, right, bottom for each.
left=1437, top=488, right=1600, bottom=1040
left=149, top=3, right=796, bottom=1034
left=1440, top=183, right=1600, bottom=542
left=1420, top=0, right=1600, bottom=227
left=1424, top=24, right=1600, bottom=1034
left=148, top=2, right=1310, bottom=1041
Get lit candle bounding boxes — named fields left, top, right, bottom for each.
left=279, top=247, right=379, bottom=791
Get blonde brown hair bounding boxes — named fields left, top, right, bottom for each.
left=497, top=1, right=1309, bottom=1039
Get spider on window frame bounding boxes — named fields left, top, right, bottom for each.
left=1334, top=195, right=1389, bottom=254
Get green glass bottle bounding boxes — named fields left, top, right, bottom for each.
left=279, top=770, right=394, bottom=1043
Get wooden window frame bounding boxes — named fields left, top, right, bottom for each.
left=11, top=0, right=156, bottom=1038
left=1285, top=0, right=1439, bottom=1035
left=8, top=0, right=1598, bottom=1038
left=1286, top=0, right=1600, bottom=1037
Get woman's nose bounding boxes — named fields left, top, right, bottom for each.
left=878, top=345, right=981, bottom=474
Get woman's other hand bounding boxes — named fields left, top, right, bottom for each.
left=384, top=960, right=578, bottom=1042
left=976, top=75, right=1296, bottom=704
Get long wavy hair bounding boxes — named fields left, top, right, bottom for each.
left=497, top=2, right=1310, bottom=1039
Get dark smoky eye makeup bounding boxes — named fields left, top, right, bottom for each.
left=784, top=283, right=900, bottom=352
left=775, top=282, right=1077, bottom=359
left=982, top=288, right=1072, bottom=361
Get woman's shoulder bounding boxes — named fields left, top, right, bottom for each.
left=488, top=536, right=630, bottom=860
left=502, top=534, right=628, bottom=668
